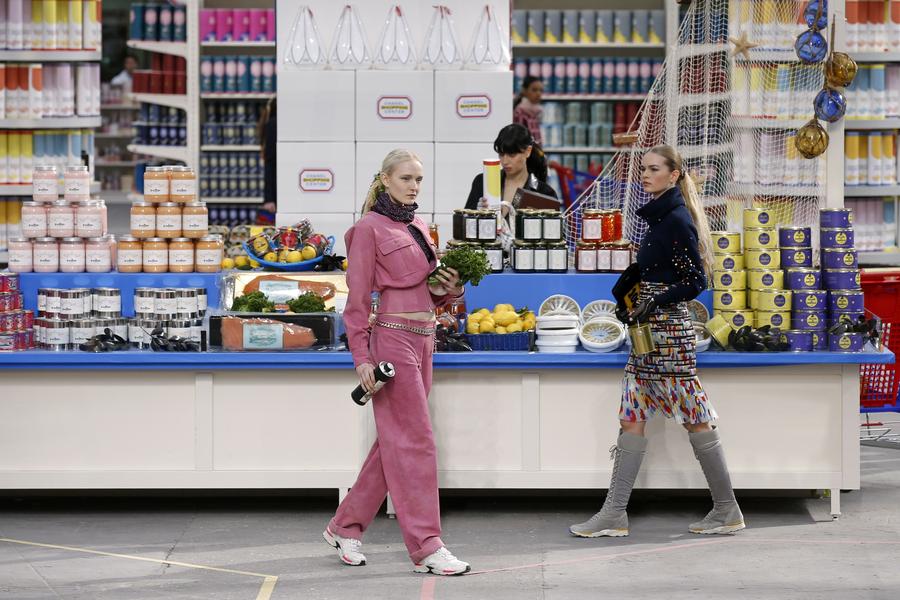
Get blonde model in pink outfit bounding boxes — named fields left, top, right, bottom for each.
left=323, top=149, right=471, bottom=576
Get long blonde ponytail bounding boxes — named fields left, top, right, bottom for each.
left=361, top=148, right=423, bottom=215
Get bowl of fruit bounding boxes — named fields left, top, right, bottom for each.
left=242, top=228, right=335, bottom=272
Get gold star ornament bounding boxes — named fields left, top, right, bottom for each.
left=729, top=31, right=759, bottom=60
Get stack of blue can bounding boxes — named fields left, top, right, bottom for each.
left=819, top=208, right=866, bottom=352
left=780, top=226, right=824, bottom=351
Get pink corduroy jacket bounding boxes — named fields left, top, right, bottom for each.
left=343, top=211, right=459, bottom=368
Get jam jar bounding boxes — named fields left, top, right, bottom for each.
left=548, top=241, right=568, bottom=273
left=63, top=165, right=91, bottom=202
left=142, top=238, right=169, bottom=273
left=581, top=209, right=604, bottom=243
left=48, top=200, right=75, bottom=238
left=195, top=235, right=224, bottom=272
left=116, top=236, right=143, bottom=273
left=512, top=240, right=534, bottom=272
left=130, top=202, right=156, bottom=238
left=168, top=238, right=195, bottom=273
left=576, top=241, right=598, bottom=272
left=143, top=166, right=170, bottom=202
left=20, top=201, right=48, bottom=238
left=169, top=166, right=197, bottom=203
left=155, top=202, right=182, bottom=239
left=181, top=202, right=208, bottom=239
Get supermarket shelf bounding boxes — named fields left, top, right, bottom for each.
left=544, top=146, right=617, bottom=153
left=202, top=197, right=264, bottom=204
left=728, top=182, right=822, bottom=196
left=844, top=119, right=900, bottom=130
left=129, top=93, right=190, bottom=111
left=0, top=182, right=101, bottom=196
left=95, top=161, right=139, bottom=168
left=201, top=41, right=275, bottom=49
left=0, top=49, right=101, bottom=61
left=675, top=43, right=730, bottom=57
left=859, top=251, right=900, bottom=267
left=95, top=132, right=136, bottom=139
left=0, top=116, right=102, bottom=129
left=542, top=94, right=646, bottom=101
left=101, top=103, right=140, bottom=111
left=845, top=185, right=900, bottom=196
left=201, top=145, right=261, bottom=151
left=731, top=117, right=806, bottom=129
left=127, top=144, right=190, bottom=163
left=850, top=52, right=900, bottom=62
left=679, top=92, right=730, bottom=106
left=200, top=93, right=275, bottom=100
left=126, top=40, right=189, bottom=58
left=513, top=42, right=665, bottom=49
left=680, top=143, right=733, bottom=159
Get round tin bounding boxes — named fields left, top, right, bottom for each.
left=154, top=289, right=177, bottom=315
left=753, top=289, right=792, bottom=311
left=793, top=289, right=828, bottom=310
left=829, top=310, right=865, bottom=328
left=175, top=289, right=199, bottom=314
left=755, top=310, right=789, bottom=329
left=828, top=332, right=864, bottom=352
left=42, top=318, right=71, bottom=351
left=780, top=247, right=812, bottom=269
left=134, top=287, right=156, bottom=314
left=743, top=228, right=778, bottom=250
left=194, top=288, right=208, bottom=313
left=828, top=290, right=865, bottom=312
left=714, top=253, right=744, bottom=271
left=823, top=268, right=861, bottom=290
left=780, top=329, right=813, bottom=352
left=785, top=268, right=821, bottom=290
left=820, top=207, right=853, bottom=228
left=746, top=249, right=780, bottom=269
left=779, top=226, right=811, bottom=247
left=747, top=269, right=784, bottom=290
left=744, top=207, right=773, bottom=228
left=711, top=231, right=741, bottom=253
left=821, top=248, right=858, bottom=269
left=167, top=319, right=193, bottom=339
left=40, top=288, right=62, bottom=314
left=792, top=309, right=827, bottom=331
left=811, top=330, right=828, bottom=351
left=820, top=227, right=854, bottom=249
left=91, top=287, right=122, bottom=313
left=69, top=319, right=96, bottom=345
left=718, top=309, right=754, bottom=329
left=713, top=290, right=747, bottom=310
left=713, top=270, right=746, bottom=290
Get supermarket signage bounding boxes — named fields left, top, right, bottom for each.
left=377, top=96, right=413, bottom=120
left=299, top=169, right=334, bottom=192
left=456, top=94, right=492, bottom=118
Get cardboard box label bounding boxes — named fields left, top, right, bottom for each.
left=298, top=169, right=335, bottom=192
left=456, top=95, right=492, bottom=118
left=377, top=96, right=413, bottom=120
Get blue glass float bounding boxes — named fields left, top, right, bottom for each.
left=814, top=88, right=847, bottom=122
left=804, top=0, right=828, bottom=29
left=795, top=29, right=828, bottom=64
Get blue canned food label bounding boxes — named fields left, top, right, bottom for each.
left=759, top=232, right=770, bottom=245
left=804, top=273, right=817, bottom=287
left=793, top=230, right=807, bottom=244
left=836, top=296, right=849, bottom=310
left=835, top=232, right=848, bottom=245
left=812, top=332, right=820, bottom=346
left=722, top=293, right=732, bottom=305
left=794, top=250, right=806, bottom=265
left=843, top=252, right=854, bottom=266
left=772, top=314, right=783, bottom=326
left=717, top=237, right=729, bottom=250
left=807, top=313, right=819, bottom=327
left=838, top=335, right=853, bottom=351
left=774, top=295, right=786, bottom=308
left=721, top=274, right=732, bottom=286
left=760, top=253, right=771, bottom=266
left=763, top=274, right=774, bottom=286
left=724, top=258, right=735, bottom=269
left=805, top=294, right=818, bottom=308
left=759, top=212, right=769, bottom=224
left=733, top=314, right=745, bottom=326
left=855, top=272, right=861, bottom=286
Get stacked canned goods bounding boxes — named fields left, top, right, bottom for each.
left=131, top=287, right=207, bottom=348
left=9, top=165, right=113, bottom=274
left=773, top=224, right=817, bottom=351
left=819, top=208, right=865, bottom=352
left=575, top=208, right=628, bottom=273
left=710, top=229, right=751, bottom=329
left=512, top=209, right=568, bottom=273
left=0, top=273, right=35, bottom=351
left=35, top=287, right=125, bottom=350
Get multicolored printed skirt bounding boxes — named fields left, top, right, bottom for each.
left=619, top=282, right=718, bottom=425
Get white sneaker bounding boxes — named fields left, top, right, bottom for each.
left=323, top=528, right=366, bottom=566
left=413, top=547, right=470, bottom=576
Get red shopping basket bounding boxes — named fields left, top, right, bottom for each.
left=860, top=269, right=900, bottom=411
left=550, top=162, right=598, bottom=209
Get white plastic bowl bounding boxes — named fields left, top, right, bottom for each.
left=536, top=314, right=581, bottom=330
left=537, top=327, right=579, bottom=345
left=535, top=338, right=579, bottom=353
left=579, top=317, right=626, bottom=353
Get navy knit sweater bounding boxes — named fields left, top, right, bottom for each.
left=635, top=186, right=707, bottom=306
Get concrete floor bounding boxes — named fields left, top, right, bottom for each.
left=1, top=445, right=898, bottom=599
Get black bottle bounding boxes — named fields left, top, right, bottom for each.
left=351, top=361, right=396, bottom=406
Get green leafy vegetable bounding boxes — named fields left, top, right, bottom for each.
left=231, top=291, right=275, bottom=313
left=286, top=292, right=327, bottom=313
left=428, top=245, right=492, bottom=287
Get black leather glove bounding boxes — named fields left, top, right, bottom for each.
left=615, top=303, right=630, bottom=324
left=628, top=297, right=658, bottom=324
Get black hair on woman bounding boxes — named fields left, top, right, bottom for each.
left=493, top=123, right=548, bottom=182
left=513, top=76, right=542, bottom=108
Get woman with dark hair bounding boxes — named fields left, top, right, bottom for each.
left=513, top=76, right=544, bottom=145
left=258, top=97, right=277, bottom=214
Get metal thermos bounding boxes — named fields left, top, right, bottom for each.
left=351, top=361, right=396, bottom=405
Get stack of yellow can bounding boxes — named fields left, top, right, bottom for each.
left=710, top=230, right=752, bottom=329
left=743, top=207, right=792, bottom=329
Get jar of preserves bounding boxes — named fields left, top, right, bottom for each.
left=33, top=237, right=60, bottom=273
left=32, top=165, right=59, bottom=202
left=477, top=210, right=497, bottom=242
left=116, top=236, right=143, bottom=273
left=8, top=238, right=33, bottom=273
left=155, top=202, right=182, bottom=239
left=610, top=241, right=632, bottom=272
left=143, top=166, right=170, bottom=202
left=482, top=242, right=504, bottom=273
left=195, top=235, right=224, bottom=272
left=169, top=166, right=197, bottom=203
left=64, top=165, right=91, bottom=202
left=59, top=237, right=86, bottom=273
left=452, top=209, right=466, bottom=240
left=130, top=202, right=156, bottom=238
left=576, top=241, right=598, bottom=272
left=512, top=240, right=534, bottom=272
left=519, top=209, right=543, bottom=241
left=533, top=242, right=549, bottom=272
left=548, top=241, right=568, bottom=273
left=582, top=209, right=604, bottom=243
left=181, top=202, right=208, bottom=239
left=463, top=210, right=479, bottom=242
left=602, top=209, right=623, bottom=242
left=142, top=238, right=169, bottom=273
left=21, top=201, right=48, bottom=238
left=75, top=200, right=105, bottom=238
left=169, top=238, right=195, bottom=273
left=541, top=210, right=563, bottom=242
left=597, top=243, right=612, bottom=272
left=85, top=237, right=112, bottom=273
left=48, top=200, right=75, bottom=238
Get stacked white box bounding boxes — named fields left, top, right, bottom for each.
left=277, top=71, right=355, bottom=142
left=356, top=71, right=434, bottom=142
left=276, top=142, right=355, bottom=214
left=434, top=71, right=513, bottom=142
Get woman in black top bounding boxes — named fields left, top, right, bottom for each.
left=569, top=145, right=745, bottom=539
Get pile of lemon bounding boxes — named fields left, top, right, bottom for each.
left=466, top=304, right=536, bottom=335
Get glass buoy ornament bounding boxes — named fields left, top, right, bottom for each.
left=814, top=88, right=847, bottom=122
left=824, top=52, right=858, bottom=88
left=795, top=29, right=828, bottom=64
left=804, top=0, right=828, bottom=29
left=795, top=119, right=829, bottom=158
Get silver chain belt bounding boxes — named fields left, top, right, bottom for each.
left=375, top=320, right=435, bottom=336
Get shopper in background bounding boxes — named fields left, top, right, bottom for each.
left=569, top=145, right=746, bottom=539
left=324, top=149, right=471, bottom=576
left=513, top=75, right=544, bottom=145
left=110, top=55, right=139, bottom=94
left=258, top=97, right=277, bottom=216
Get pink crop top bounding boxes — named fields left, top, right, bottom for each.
left=344, top=212, right=460, bottom=367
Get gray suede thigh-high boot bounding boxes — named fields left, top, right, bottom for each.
left=688, top=427, right=745, bottom=534
left=569, top=432, right=648, bottom=537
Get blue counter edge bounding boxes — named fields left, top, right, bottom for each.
left=0, top=349, right=893, bottom=370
